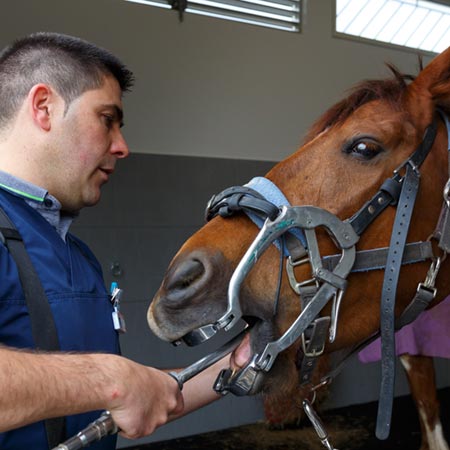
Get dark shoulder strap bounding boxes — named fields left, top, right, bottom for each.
left=0, top=206, right=66, bottom=447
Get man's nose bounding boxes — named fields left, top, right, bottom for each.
left=111, top=130, right=129, bottom=158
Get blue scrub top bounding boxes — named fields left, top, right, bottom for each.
left=0, top=188, right=120, bottom=450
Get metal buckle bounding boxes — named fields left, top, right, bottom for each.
left=302, top=335, right=324, bottom=358
left=301, top=317, right=330, bottom=358
left=393, top=158, right=420, bottom=178
left=444, top=178, right=450, bottom=207
left=423, top=256, right=442, bottom=290
left=286, top=255, right=312, bottom=294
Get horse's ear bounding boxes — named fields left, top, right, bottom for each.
left=408, top=46, right=450, bottom=116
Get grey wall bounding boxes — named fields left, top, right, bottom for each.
left=1, top=0, right=448, bottom=448
left=71, top=154, right=275, bottom=447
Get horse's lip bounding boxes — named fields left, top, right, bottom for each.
left=230, top=330, right=253, bottom=370
left=229, top=318, right=271, bottom=370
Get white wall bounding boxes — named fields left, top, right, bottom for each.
left=0, top=0, right=435, bottom=161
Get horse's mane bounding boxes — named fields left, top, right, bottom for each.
left=303, top=65, right=415, bottom=145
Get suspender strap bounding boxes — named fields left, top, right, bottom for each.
left=0, top=207, right=66, bottom=448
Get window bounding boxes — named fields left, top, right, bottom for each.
left=335, top=0, right=450, bottom=54
left=125, top=0, right=301, bottom=32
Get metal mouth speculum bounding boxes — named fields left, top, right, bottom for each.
left=177, top=205, right=358, bottom=395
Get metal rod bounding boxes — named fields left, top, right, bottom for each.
left=52, top=411, right=117, bottom=450
left=52, top=328, right=247, bottom=450
left=169, top=327, right=248, bottom=388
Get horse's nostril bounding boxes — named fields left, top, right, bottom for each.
left=167, top=258, right=205, bottom=291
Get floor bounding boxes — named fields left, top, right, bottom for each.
left=126, top=388, right=450, bottom=450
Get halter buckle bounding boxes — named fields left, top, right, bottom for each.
left=301, top=317, right=330, bottom=358
left=286, top=255, right=317, bottom=295
left=393, top=158, right=420, bottom=178
left=423, top=256, right=442, bottom=290
left=444, top=178, right=450, bottom=207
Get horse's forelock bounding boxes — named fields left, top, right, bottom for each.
left=302, top=66, right=414, bottom=145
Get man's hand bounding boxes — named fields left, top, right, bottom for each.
left=104, top=358, right=184, bottom=439
left=0, top=348, right=183, bottom=439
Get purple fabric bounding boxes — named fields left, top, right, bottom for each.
left=358, top=295, right=450, bottom=363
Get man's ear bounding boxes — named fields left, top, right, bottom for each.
left=28, top=84, right=57, bottom=132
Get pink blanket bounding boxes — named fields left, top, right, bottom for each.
left=358, top=295, right=450, bottom=363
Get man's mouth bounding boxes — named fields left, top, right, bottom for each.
left=98, top=167, right=114, bottom=182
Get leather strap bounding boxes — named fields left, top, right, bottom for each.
left=376, top=164, right=420, bottom=440
left=205, top=186, right=279, bottom=222
left=298, top=316, right=330, bottom=386
left=349, top=178, right=402, bottom=235
left=0, top=207, right=66, bottom=448
left=433, top=112, right=450, bottom=252
left=349, top=121, right=437, bottom=236
left=435, top=201, right=450, bottom=252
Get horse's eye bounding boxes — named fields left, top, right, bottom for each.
left=343, top=138, right=384, bottom=161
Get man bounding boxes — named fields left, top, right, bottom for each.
left=0, top=32, right=225, bottom=449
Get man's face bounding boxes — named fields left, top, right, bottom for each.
left=50, top=75, right=129, bottom=212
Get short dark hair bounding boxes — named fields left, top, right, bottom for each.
left=0, top=32, right=134, bottom=127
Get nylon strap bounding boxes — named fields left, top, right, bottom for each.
left=395, top=284, right=436, bottom=329
left=205, top=186, right=279, bottom=222
left=322, top=241, right=433, bottom=273
left=0, top=207, right=65, bottom=448
left=376, top=164, right=420, bottom=440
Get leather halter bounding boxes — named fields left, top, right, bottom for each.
left=179, top=114, right=449, bottom=442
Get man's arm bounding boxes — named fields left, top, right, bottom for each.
left=0, top=347, right=183, bottom=439
left=169, top=355, right=230, bottom=419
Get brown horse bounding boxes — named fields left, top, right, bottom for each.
left=149, top=46, right=450, bottom=450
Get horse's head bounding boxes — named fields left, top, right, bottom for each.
left=148, top=47, right=450, bottom=401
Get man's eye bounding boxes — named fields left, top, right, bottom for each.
left=102, top=115, right=114, bottom=128
left=342, top=138, right=384, bottom=161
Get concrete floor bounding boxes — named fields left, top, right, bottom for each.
left=126, top=388, right=450, bottom=450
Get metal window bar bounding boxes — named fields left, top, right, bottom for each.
left=335, top=0, right=450, bottom=54
left=126, top=0, right=301, bottom=31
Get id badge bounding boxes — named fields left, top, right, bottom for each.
left=110, top=282, right=127, bottom=334
left=112, top=308, right=127, bottom=334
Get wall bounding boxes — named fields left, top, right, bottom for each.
left=0, top=0, right=448, bottom=448
left=71, top=153, right=274, bottom=447
left=0, top=0, right=435, bottom=163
